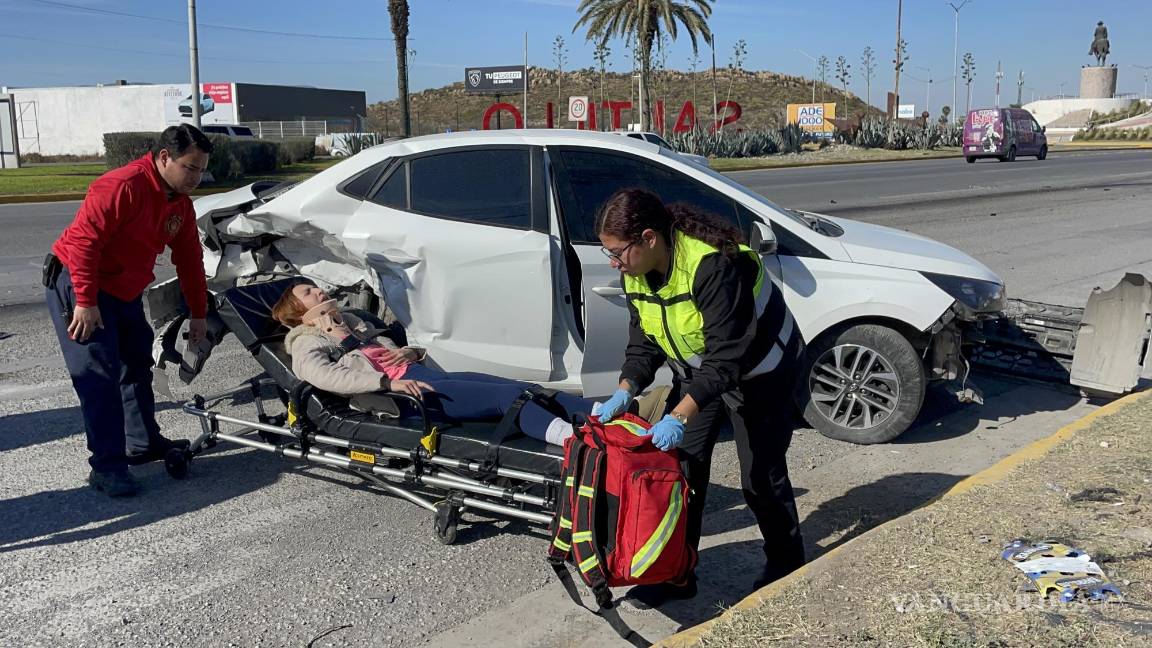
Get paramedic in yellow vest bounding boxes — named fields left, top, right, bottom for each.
left=595, top=188, right=805, bottom=608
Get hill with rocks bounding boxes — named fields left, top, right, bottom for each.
left=365, top=66, right=883, bottom=135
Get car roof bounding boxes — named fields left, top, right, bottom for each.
left=355, top=128, right=658, bottom=163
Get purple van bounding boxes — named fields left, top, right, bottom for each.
left=963, top=107, right=1048, bottom=163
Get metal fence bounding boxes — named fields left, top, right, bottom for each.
left=241, top=120, right=329, bottom=139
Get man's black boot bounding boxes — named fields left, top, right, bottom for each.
left=88, top=469, right=142, bottom=497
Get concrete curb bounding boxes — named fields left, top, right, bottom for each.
left=656, top=387, right=1152, bottom=648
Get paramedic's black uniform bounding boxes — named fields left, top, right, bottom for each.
left=620, top=247, right=806, bottom=584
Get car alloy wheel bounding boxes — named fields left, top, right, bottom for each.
left=808, top=343, right=901, bottom=430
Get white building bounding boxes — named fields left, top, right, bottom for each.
left=3, top=81, right=366, bottom=156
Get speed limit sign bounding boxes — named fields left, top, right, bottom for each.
left=568, top=96, right=588, bottom=122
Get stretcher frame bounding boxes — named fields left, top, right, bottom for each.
left=169, top=375, right=561, bottom=544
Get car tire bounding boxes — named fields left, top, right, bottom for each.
left=965, top=156, right=976, bottom=163
left=1037, top=145, right=1048, bottom=160
left=799, top=324, right=926, bottom=444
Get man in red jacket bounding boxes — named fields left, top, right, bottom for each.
left=45, top=124, right=213, bottom=497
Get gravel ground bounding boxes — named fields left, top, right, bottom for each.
left=695, top=393, right=1152, bottom=648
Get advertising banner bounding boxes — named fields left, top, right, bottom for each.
left=897, top=104, right=916, bottom=119
left=464, top=66, right=526, bottom=95
left=786, top=102, right=837, bottom=135
left=163, top=83, right=237, bottom=125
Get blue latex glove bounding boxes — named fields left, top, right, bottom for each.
left=648, top=414, right=686, bottom=451
left=597, top=388, right=633, bottom=421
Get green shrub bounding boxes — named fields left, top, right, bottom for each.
left=102, top=132, right=280, bottom=181
left=103, top=132, right=160, bottom=169
left=277, top=137, right=317, bottom=165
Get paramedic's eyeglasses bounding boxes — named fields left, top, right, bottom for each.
left=600, top=241, right=638, bottom=264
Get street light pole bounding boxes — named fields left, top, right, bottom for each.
left=1134, top=65, right=1152, bottom=101
left=994, top=60, right=1003, bottom=107
left=796, top=49, right=817, bottom=103
left=187, top=0, right=201, bottom=128
left=947, top=1, right=971, bottom=123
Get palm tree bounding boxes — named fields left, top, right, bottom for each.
left=389, top=0, right=411, bottom=136
left=575, top=0, right=713, bottom=131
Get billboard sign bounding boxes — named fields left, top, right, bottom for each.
left=464, top=65, right=526, bottom=94
left=897, top=104, right=916, bottom=119
left=568, top=96, right=589, bottom=122
left=163, top=83, right=237, bottom=125
left=786, top=102, right=837, bottom=135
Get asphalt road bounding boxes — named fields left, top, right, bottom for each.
left=2, top=149, right=1149, bottom=307
left=1, top=149, right=1149, bottom=646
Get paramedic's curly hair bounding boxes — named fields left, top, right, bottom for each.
left=271, top=281, right=311, bottom=328
left=594, top=188, right=746, bottom=256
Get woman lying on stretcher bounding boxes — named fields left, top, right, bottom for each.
left=272, top=281, right=592, bottom=445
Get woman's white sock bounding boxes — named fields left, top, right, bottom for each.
left=544, top=417, right=574, bottom=445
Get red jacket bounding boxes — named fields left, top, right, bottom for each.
left=52, top=154, right=208, bottom=318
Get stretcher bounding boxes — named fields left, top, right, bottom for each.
left=165, top=278, right=567, bottom=544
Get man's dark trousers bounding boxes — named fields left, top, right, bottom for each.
left=46, top=267, right=162, bottom=473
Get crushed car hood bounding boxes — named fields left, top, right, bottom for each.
left=819, top=213, right=1001, bottom=282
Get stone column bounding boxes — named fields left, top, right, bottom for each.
left=1080, top=67, right=1117, bottom=99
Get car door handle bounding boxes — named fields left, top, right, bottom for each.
left=592, top=285, right=624, bottom=296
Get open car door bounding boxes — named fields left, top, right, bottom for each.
left=548, top=145, right=782, bottom=399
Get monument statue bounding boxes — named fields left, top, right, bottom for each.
left=1089, top=21, right=1110, bottom=66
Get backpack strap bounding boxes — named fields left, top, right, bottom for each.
left=548, top=436, right=651, bottom=648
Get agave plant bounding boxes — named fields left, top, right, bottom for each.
left=334, top=132, right=388, bottom=157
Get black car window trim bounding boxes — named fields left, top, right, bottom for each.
left=337, top=159, right=394, bottom=201
left=395, top=144, right=539, bottom=232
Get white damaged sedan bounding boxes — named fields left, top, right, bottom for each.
left=168, top=130, right=1005, bottom=444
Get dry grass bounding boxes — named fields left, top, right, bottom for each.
left=692, top=393, right=1152, bottom=648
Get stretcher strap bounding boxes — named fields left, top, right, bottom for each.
left=483, top=386, right=565, bottom=469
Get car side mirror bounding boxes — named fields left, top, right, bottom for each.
left=751, top=221, right=777, bottom=255
left=1041, top=126, right=1046, bottom=133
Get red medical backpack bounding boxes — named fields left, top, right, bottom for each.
left=547, top=413, right=696, bottom=647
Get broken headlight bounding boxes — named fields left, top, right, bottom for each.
left=922, top=272, right=1006, bottom=315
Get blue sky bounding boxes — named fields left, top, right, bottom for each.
left=2, top=0, right=1150, bottom=116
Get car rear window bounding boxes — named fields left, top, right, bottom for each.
left=203, top=126, right=227, bottom=134
left=232, top=126, right=254, bottom=136
left=408, top=149, right=531, bottom=229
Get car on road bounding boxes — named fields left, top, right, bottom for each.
left=180, top=130, right=1005, bottom=444
left=201, top=124, right=256, bottom=139
left=964, top=107, right=1048, bottom=163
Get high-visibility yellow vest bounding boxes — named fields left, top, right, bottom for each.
left=623, top=231, right=765, bottom=371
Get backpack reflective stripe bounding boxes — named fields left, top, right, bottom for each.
left=629, top=483, right=685, bottom=578
left=579, top=554, right=601, bottom=574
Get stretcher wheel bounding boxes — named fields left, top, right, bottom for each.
left=433, top=501, right=460, bottom=545
left=164, top=448, right=190, bottom=480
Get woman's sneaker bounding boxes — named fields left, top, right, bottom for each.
left=87, top=469, right=141, bottom=498
left=626, top=573, right=698, bottom=609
